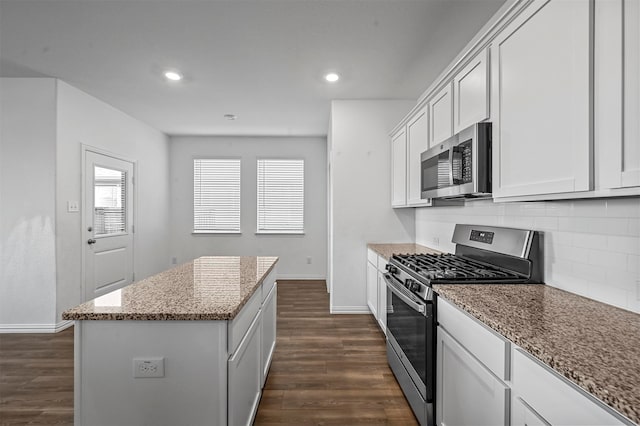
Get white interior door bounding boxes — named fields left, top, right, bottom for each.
left=84, top=150, right=134, bottom=300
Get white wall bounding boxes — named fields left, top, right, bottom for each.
left=329, top=100, right=416, bottom=313
left=415, top=197, right=640, bottom=313
left=169, top=136, right=327, bottom=279
left=0, top=78, right=58, bottom=329
left=55, top=81, right=172, bottom=321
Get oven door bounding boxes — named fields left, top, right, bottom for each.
left=384, top=273, right=433, bottom=401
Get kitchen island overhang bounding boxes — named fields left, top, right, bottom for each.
left=63, top=255, right=279, bottom=426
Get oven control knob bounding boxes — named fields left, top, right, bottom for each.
left=411, top=282, right=421, bottom=292
left=404, top=278, right=414, bottom=289
left=385, top=264, right=397, bottom=274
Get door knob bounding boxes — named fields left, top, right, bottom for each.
left=87, top=239, right=97, bottom=245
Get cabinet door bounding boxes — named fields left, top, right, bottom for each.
left=228, top=310, right=262, bottom=426
left=622, top=0, right=640, bottom=187
left=261, top=283, right=277, bottom=388
left=391, top=127, right=407, bottom=207
left=454, top=48, right=489, bottom=133
left=407, top=106, right=429, bottom=205
left=366, top=261, right=378, bottom=318
left=376, top=268, right=386, bottom=334
left=429, top=82, right=453, bottom=146
left=512, top=397, right=550, bottom=426
left=437, top=327, right=509, bottom=426
left=491, top=0, right=591, bottom=198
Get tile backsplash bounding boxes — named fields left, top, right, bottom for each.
left=415, top=197, right=640, bottom=313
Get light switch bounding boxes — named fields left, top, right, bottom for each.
left=67, top=201, right=79, bottom=212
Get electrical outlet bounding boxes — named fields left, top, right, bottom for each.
left=432, top=237, right=440, bottom=246
left=171, top=257, right=177, bottom=265
left=133, top=357, right=165, bottom=378
left=306, top=256, right=312, bottom=264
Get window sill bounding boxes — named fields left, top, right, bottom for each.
left=255, top=230, right=305, bottom=236
left=192, top=230, right=242, bottom=235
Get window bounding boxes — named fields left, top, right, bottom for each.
left=193, top=159, right=241, bottom=233
left=94, top=166, right=126, bottom=235
left=257, top=159, right=304, bottom=234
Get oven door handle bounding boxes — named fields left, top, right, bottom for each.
left=383, top=274, right=426, bottom=314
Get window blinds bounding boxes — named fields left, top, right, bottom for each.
left=193, top=159, right=241, bottom=232
left=94, top=166, right=126, bottom=235
left=257, top=159, right=304, bottom=233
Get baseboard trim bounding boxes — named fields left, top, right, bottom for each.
left=0, top=320, right=73, bottom=334
left=277, top=274, right=326, bottom=280
left=330, top=305, right=371, bottom=314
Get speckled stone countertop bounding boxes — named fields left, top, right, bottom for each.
left=367, top=243, right=439, bottom=260
left=63, top=256, right=278, bottom=321
left=434, top=284, right=640, bottom=423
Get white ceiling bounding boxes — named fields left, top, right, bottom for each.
left=0, top=0, right=505, bottom=136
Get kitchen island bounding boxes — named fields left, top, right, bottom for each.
left=63, top=256, right=278, bottom=426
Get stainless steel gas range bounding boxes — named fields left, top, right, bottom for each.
left=384, top=224, right=542, bottom=426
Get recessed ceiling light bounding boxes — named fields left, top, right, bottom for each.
left=325, top=72, right=340, bottom=83
left=164, top=70, right=183, bottom=81
left=224, top=114, right=237, bottom=121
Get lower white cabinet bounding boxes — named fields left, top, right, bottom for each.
left=511, top=348, right=627, bottom=426
left=228, top=310, right=262, bottom=426
left=436, top=326, right=509, bottom=426
left=366, top=249, right=387, bottom=334
left=437, top=296, right=633, bottom=426
left=261, top=282, right=277, bottom=387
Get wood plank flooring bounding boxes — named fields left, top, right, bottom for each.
left=0, top=280, right=416, bottom=425
left=254, top=280, right=417, bottom=425
left=0, top=328, right=74, bottom=425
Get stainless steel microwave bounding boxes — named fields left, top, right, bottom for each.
left=420, top=122, right=491, bottom=199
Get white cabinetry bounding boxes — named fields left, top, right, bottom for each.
left=228, top=310, right=262, bottom=426
left=406, top=106, right=429, bottom=205
left=436, top=297, right=509, bottom=426
left=491, top=0, right=591, bottom=198
left=366, top=249, right=387, bottom=334
left=261, top=282, right=277, bottom=387
left=596, top=0, right=640, bottom=190
left=391, top=127, right=407, bottom=207
left=428, top=82, right=453, bottom=146
left=454, top=48, right=489, bottom=133
left=511, top=349, right=627, bottom=426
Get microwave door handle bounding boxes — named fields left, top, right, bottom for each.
left=448, top=147, right=455, bottom=186
left=383, top=274, right=426, bottom=314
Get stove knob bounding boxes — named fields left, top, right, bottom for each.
left=385, top=264, right=397, bottom=274
left=404, top=278, right=414, bottom=289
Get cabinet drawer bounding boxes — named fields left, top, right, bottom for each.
left=512, top=349, right=627, bottom=426
left=367, top=249, right=378, bottom=266
left=437, top=297, right=509, bottom=380
left=228, top=287, right=262, bottom=355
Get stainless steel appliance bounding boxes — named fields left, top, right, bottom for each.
left=420, top=122, right=491, bottom=199
left=384, top=224, right=542, bottom=426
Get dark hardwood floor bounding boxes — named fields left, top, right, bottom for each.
left=254, top=280, right=417, bottom=425
left=0, top=280, right=416, bottom=425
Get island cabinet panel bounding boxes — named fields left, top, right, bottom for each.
left=261, top=282, right=277, bottom=387
left=436, top=326, right=509, bottom=426
left=491, top=0, right=591, bottom=198
left=511, top=349, right=628, bottom=426
left=228, top=285, right=262, bottom=354
left=75, top=321, right=228, bottom=426
left=228, top=310, right=262, bottom=426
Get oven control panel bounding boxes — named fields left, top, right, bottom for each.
left=470, top=230, right=494, bottom=244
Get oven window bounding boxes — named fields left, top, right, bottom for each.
left=422, top=150, right=450, bottom=191
left=387, top=291, right=428, bottom=387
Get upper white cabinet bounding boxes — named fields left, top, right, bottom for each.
left=491, top=0, right=591, bottom=198
left=428, top=82, right=453, bottom=146
left=453, top=48, right=489, bottom=133
left=406, top=106, right=429, bottom=205
left=596, top=0, right=640, bottom=190
left=391, top=127, right=407, bottom=207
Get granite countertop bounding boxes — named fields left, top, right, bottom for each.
left=63, top=256, right=278, bottom=321
left=434, top=284, right=640, bottom=424
left=367, top=243, right=440, bottom=260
